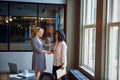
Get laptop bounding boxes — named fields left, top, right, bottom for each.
left=8, top=62, right=19, bottom=74
left=8, top=62, right=35, bottom=78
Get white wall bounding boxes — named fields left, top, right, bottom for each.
left=0, top=52, right=53, bottom=73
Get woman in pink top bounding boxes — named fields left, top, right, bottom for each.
left=52, top=30, right=67, bottom=80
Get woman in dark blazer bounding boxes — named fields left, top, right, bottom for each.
left=31, top=27, right=50, bottom=80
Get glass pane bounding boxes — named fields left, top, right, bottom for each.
left=83, top=27, right=96, bottom=71
left=0, top=2, right=8, bottom=15
left=81, top=0, right=97, bottom=74
left=0, top=2, right=8, bottom=50
left=108, top=26, right=118, bottom=80
left=112, top=0, right=120, bottom=22
left=38, top=4, right=65, bottom=42
left=9, top=16, right=36, bottom=50
left=107, top=0, right=120, bottom=22
left=9, top=3, right=37, bottom=50
left=10, top=3, right=37, bottom=16
left=107, top=0, right=120, bottom=79
left=83, top=0, right=97, bottom=25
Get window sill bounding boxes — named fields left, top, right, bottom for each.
left=79, top=66, right=94, bottom=77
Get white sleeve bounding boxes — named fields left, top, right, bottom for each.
left=61, top=42, right=67, bottom=67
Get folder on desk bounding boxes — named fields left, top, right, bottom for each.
left=56, top=68, right=66, bottom=79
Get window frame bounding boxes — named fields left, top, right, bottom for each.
left=80, top=24, right=96, bottom=75
left=79, top=0, right=97, bottom=76
left=105, top=22, right=120, bottom=80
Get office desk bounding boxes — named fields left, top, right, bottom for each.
left=0, top=71, right=35, bottom=80
left=10, top=75, right=35, bottom=80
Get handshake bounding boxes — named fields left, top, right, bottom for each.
left=43, top=50, right=53, bottom=54
left=47, top=50, right=53, bottom=54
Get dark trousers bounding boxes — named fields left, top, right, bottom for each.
left=52, top=65, right=67, bottom=80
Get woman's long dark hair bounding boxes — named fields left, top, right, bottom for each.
left=54, top=30, right=66, bottom=42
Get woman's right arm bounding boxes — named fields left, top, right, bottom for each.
left=31, top=38, right=45, bottom=54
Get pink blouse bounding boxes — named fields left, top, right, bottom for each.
left=53, top=41, right=67, bottom=67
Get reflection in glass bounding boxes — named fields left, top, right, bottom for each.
left=0, top=16, right=8, bottom=50
left=9, top=16, right=36, bottom=50
left=38, top=4, right=64, bottom=42
left=0, top=2, right=8, bottom=50
left=0, top=2, right=65, bottom=51
left=9, top=3, right=37, bottom=50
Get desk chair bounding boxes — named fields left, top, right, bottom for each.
left=39, top=72, right=55, bottom=80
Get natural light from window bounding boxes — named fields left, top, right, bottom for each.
left=106, top=0, right=120, bottom=79
left=80, top=0, right=97, bottom=75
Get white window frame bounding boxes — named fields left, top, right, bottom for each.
left=105, top=0, right=120, bottom=79
left=106, top=22, right=120, bottom=80
left=79, top=0, right=97, bottom=76
left=80, top=24, right=96, bottom=76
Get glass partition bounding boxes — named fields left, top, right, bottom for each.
left=0, top=2, right=65, bottom=51
left=9, top=3, right=37, bottom=50
left=0, top=2, right=8, bottom=50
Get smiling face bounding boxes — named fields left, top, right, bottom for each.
left=36, top=28, right=44, bottom=38
left=38, top=28, right=44, bottom=37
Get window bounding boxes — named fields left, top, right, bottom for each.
left=9, top=3, right=37, bottom=50
left=106, top=0, right=120, bottom=79
left=80, top=0, right=97, bottom=75
left=0, top=2, right=65, bottom=51
left=0, top=3, right=8, bottom=50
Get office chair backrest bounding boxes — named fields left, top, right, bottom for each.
left=39, top=72, right=55, bottom=80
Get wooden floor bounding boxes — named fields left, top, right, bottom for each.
left=0, top=72, right=36, bottom=80
left=0, top=73, right=9, bottom=80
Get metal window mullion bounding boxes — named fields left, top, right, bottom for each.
left=82, top=28, right=85, bottom=66
left=108, top=22, right=120, bottom=26
left=84, top=24, right=96, bottom=28
left=105, top=24, right=110, bottom=80
left=86, top=29, right=89, bottom=66
left=117, top=26, right=120, bottom=80
left=81, top=28, right=85, bottom=66
left=85, top=0, right=88, bottom=25
left=91, top=0, right=93, bottom=23
left=88, top=28, right=90, bottom=66
left=8, top=2, right=10, bottom=51
left=79, top=0, right=84, bottom=66
left=37, top=4, right=39, bottom=27
left=92, top=28, right=96, bottom=71
left=107, top=25, right=112, bottom=79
